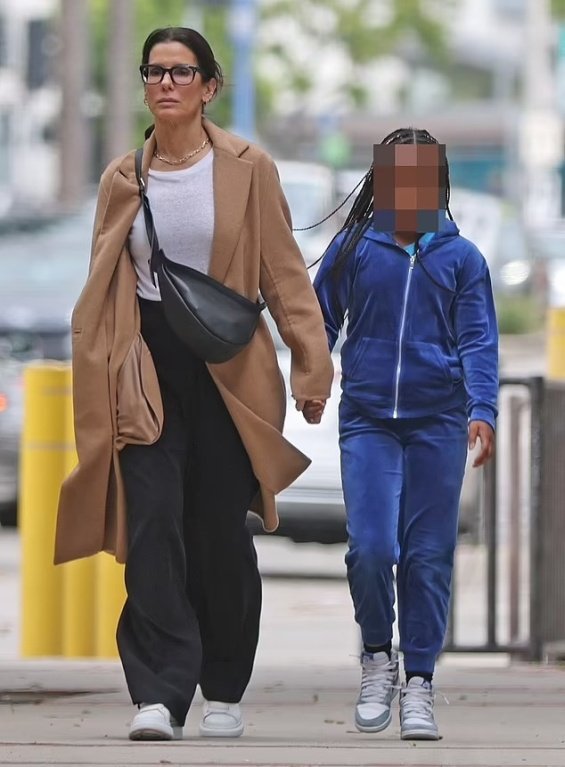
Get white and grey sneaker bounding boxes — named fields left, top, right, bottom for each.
left=355, top=650, right=400, bottom=733
left=399, top=677, right=439, bottom=740
left=129, top=703, right=183, bottom=741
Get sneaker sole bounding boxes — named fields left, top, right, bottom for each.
left=355, top=709, right=392, bottom=733
left=129, top=726, right=183, bottom=741
left=400, top=728, right=439, bottom=741
left=199, top=722, right=244, bottom=738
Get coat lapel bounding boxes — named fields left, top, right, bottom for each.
left=95, top=122, right=253, bottom=284
left=208, top=148, right=253, bottom=282
left=204, top=120, right=253, bottom=283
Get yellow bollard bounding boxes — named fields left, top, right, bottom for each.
left=546, top=307, right=565, bottom=379
left=94, top=552, right=126, bottom=658
left=20, top=363, right=70, bottom=656
left=61, top=365, right=96, bottom=657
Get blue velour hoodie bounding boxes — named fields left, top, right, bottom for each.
left=313, top=220, right=499, bottom=429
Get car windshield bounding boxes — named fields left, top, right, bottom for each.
left=0, top=205, right=94, bottom=296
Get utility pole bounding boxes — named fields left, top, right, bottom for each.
left=104, top=0, right=134, bottom=165
left=230, top=0, right=257, bottom=140
left=59, top=0, right=91, bottom=208
left=524, top=0, right=565, bottom=379
left=520, top=0, right=563, bottom=226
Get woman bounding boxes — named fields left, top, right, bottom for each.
left=55, top=27, right=333, bottom=741
left=308, top=128, right=498, bottom=740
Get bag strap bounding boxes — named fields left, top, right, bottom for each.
left=134, top=148, right=266, bottom=310
left=134, top=148, right=160, bottom=285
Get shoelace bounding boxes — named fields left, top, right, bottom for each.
left=400, top=685, right=435, bottom=718
left=359, top=660, right=399, bottom=704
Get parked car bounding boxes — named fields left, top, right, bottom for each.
left=258, top=313, right=346, bottom=544
left=0, top=202, right=94, bottom=361
left=0, top=202, right=93, bottom=526
left=449, top=189, right=533, bottom=299
left=336, top=172, right=534, bottom=300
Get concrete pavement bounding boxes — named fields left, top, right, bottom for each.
left=1, top=657, right=564, bottom=766
left=1, top=530, right=565, bottom=765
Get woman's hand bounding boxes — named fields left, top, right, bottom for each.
left=469, top=420, right=495, bottom=467
left=296, top=399, right=327, bottom=424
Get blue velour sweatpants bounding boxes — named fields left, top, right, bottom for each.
left=339, top=401, right=469, bottom=674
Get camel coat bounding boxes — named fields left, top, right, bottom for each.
left=54, top=119, right=334, bottom=565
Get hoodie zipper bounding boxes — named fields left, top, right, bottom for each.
left=393, top=252, right=417, bottom=418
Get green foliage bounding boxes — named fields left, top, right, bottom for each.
left=496, top=295, right=544, bottom=335
left=90, top=0, right=186, bottom=90
left=88, top=0, right=451, bottom=148
left=90, top=0, right=187, bottom=147
left=553, top=0, right=565, bottom=19
left=261, top=0, right=453, bottom=109
left=89, top=1, right=275, bottom=137
left=263, top=0, right=448, bottom=62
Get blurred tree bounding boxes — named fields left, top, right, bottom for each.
left=92, top=0, right=453, bottom=148
left=89, top=0, right=276, bottom=148
left=90, top=0, right=186, bottom=150
left=553, top=0, right=565, bottom=17
left=261, top=0, right=453, bottom=109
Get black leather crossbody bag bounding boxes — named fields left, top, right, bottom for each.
left=134, top=148, right=266, bottom=363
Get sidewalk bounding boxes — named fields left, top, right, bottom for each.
left=1, top=532, right=565, bottom=765
left=1, top=656, right=564, bottom=766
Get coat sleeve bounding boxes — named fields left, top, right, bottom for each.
left=454, top=245, right=499, bottom=430
left=257, top=156, right=333, bottom=401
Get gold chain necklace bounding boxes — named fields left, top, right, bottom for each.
left=153, top=137, right=210, bottom=165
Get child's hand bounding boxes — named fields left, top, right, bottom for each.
left=469, top=420, right=495, bottom=466
left=301, top=399, right=327, bottom=424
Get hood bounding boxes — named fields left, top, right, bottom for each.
left=362, top=217, right=460, bottom=254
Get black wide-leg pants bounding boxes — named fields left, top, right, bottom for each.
left=117, top=297, right=261, bottom=726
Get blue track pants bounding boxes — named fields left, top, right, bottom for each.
left=339, top=401, right=468, bottom=673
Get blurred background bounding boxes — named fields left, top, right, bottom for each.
left=1, top=1, right=565, bottom=320
left=2, top=0, right=565, bottom=663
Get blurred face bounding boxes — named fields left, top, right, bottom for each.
left=373, top=143, right=447, bottom=233
left=143, top=41, right=216, bottom=123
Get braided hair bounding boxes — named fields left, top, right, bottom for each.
left=328, top=127, right=453, bottom=278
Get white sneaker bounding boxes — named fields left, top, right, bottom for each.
left=400, top=677, right=439, bottom=740
left=355, top=650, right=400, bottom=733
left=129, top=703, right=183, bottom=741
left=199, top=700, right=244, bottom=738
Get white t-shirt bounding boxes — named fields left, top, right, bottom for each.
left=128, top=150, right=214, bottom=300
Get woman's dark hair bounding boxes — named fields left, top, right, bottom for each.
left=141, top=27, right=224, bottom=138
left=329, top=127, right=453, bottom=278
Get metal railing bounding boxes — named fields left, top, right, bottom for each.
left=444, top=376, right=546, bottom=659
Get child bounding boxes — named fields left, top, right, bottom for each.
left=307, top=127, right=498, bottom=740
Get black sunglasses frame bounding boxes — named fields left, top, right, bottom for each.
left=139, top=64, right=204, bottom=85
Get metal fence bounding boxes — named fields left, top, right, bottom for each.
left=443, top=376, right=565, bottom=661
